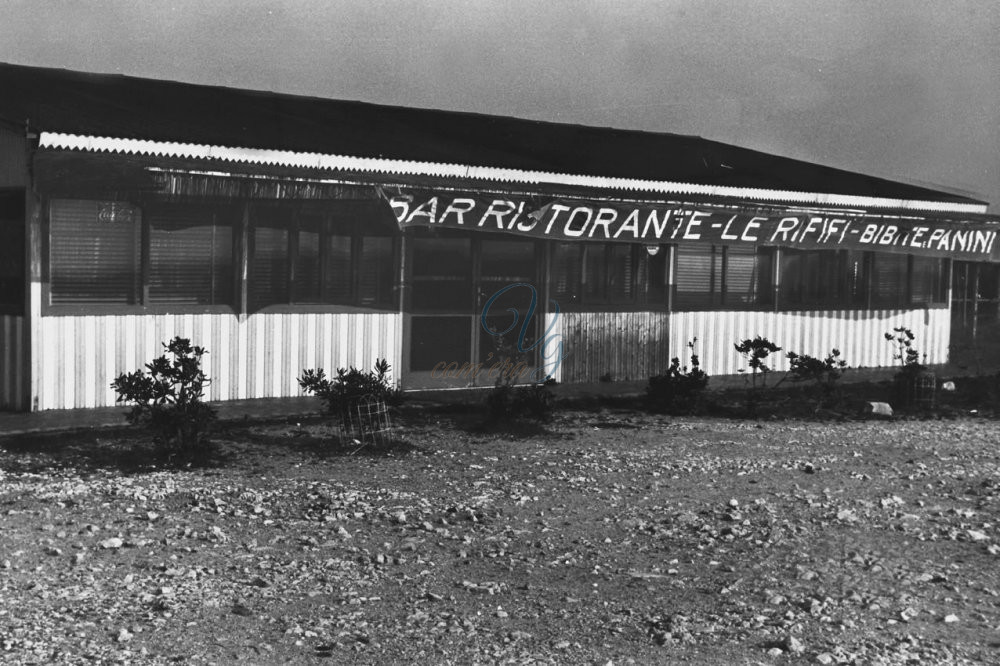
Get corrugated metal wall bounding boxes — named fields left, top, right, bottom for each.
left=669, top=307, right=950, bottom=376
left=0, top=315, right=26, bottom=410
left=558, top=311, right=672, bottom=383
left=35, top=313, right=401, bottom=410
left=555, top=307, right=950, bottom=384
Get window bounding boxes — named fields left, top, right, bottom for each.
left=147, top=203, right=234, bottom=305
left=778, top=250, right=944, bottom=310
left=248, top=203, right=396, bottom=311
left=673, top=244, right=772, bottom=311
left=551, top=242, right=666, bottom=308
left=909, top=256, right=947, bottom=306
left=870, top=252, right=909, bottom=308
left=49, top=199, right=141, bottom=305
left=779, top=249, right=861, bottom=309
left=248, top=205, right=291, bottom=309
left=49, top=199, right=235, bottom=308
left=0, top=191, right=24, bottom=314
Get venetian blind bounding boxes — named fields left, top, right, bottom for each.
left=871, top=253, right=908, bottom=308
left=673, top=245, right=718, bottom=311
left=248, top=211, right=289, bottom=310
left=359, top=236, right=392, bottom=306
left=147, top=204, right=234, bottom=306
left=49, top=199, right=139, bottom=305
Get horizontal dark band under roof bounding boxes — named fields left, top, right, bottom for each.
left=0, top=61, right=985, bottom=206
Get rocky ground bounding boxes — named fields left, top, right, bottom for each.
left=2, top=407, right=1000, bottom=664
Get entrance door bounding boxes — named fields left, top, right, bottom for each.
left=951, top=261, right=1000, bottom=370
left=478, top=238, right=540, bottom=379
left=405, top=233, right=539, bottom=389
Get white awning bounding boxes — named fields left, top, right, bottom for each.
left=38, top=131, right=989, bottom=215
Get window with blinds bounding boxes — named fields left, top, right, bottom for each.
left=911, top=256, right=946, bottom=305
left=147, top=204, right=234, bottom=305
left=779, top=249, right=847, bottom=309
left=673, top=245, right=719, bottom=310
left=359, top=236, right=393, bottom=306
left=871, top=252, right=909, bottom=308
left=551, top=243, right=583, bottom=305
left=49, top=199, right=140, bottom=305
left=673, top=245, right=773, bottom=311
left=248, top=211, right=290, bottom=310
left=0, top=192, right=24, bottom=314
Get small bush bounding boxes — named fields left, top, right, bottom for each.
left=111, top=337, right=216, bottom=454
left=299, top=358, right=402, bottom=419
left=786, top=348, right=848, bottom=410
left=885, top=327, right=934, bottom=408
left=482, top=334, right=555, bottom=423
left=885, top=327, right=926, bottom=376
left=646, top=339, right=709, bottom=414
left=485, top=381, right=555, bottom=422
left=735, top=336, right=782, bottom=416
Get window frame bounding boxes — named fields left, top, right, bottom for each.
left=42, top=197, right=400, bottom=316
left=549, top=241, right=669, bottom=312
left=248, top=205, right=398, bottom=313
left=671, top=244, right=775, bottom=312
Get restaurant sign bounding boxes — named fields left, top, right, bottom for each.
left=387, top=190, right=1000, bottom=261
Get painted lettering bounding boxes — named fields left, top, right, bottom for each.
left=563, top=207, right=593, bottom=237
left=589, top=207, right=618, bottom=239
left=440, top=197, right=477, bottom=225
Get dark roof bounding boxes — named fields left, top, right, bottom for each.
left=0, top=61, right=985, bottom=205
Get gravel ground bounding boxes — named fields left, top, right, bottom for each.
left=2, top=409, right=1000, bottom=664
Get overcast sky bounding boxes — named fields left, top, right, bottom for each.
left=2, top=1, right=997, bottom=210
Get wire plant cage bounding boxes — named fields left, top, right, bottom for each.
left=339, top=395, right=394, bottom=452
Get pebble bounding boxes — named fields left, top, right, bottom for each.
left=784, top=635, right=805, bottom=654
left=943, top=614, right=959, bottom=623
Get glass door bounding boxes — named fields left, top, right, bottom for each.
left=404, top=233, right=541, bottom=389
left=478, top=239, right=539, bottom=383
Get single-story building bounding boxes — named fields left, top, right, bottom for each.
left=0, top=62, right=997, bottom=411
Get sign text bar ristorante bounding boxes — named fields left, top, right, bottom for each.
left=387, top=190, right=1000, bottom=261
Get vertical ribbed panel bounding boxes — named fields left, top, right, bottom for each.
left=669, top=307, right=950, bottom=376
left=35, top=312, right=401, bottom=410
left=0, top=315, right=26, bottom=410
left=0, top=127, right=27, bottom=187
left=559, top=311, right=671, bottom=383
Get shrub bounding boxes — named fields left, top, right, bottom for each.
left=111, top=337, right=217, bottom=454
left=482, top=333, right=555, bottom=423
left=484, top=381, right=555, bottom=422
left=884, top=327, right=926, bottom=375
left=786, top=348, right=848, bottom=409
left=646, top=339, right=709, bottom=414
left=735, top=336, right=782, bottom=415
left=299, top=358, right=402, bottom=419
left=885, top=327, right=934, bottom=408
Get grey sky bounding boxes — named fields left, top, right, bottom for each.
left=2, top=1, right=997, bottom=210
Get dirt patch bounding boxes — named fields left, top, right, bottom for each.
left=2, top=409, right=1000, bottom=664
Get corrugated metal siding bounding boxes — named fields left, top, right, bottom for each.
left=669, top=308, right=950, bottom=376
left=0, top=315, right=26, bottom=410
left=559, top=311, right=671, bottom=383
left=35, top=313, right=401, bottom=410
left=0, top=127, right=27, bottom=187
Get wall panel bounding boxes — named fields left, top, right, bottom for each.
left=0, top=315, right=25, bottom=409
left=35, top=312, right=401, bottom=410
left=669, top=308, right=949, bottom=376
left=558, top=311, right=671, bottom=384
